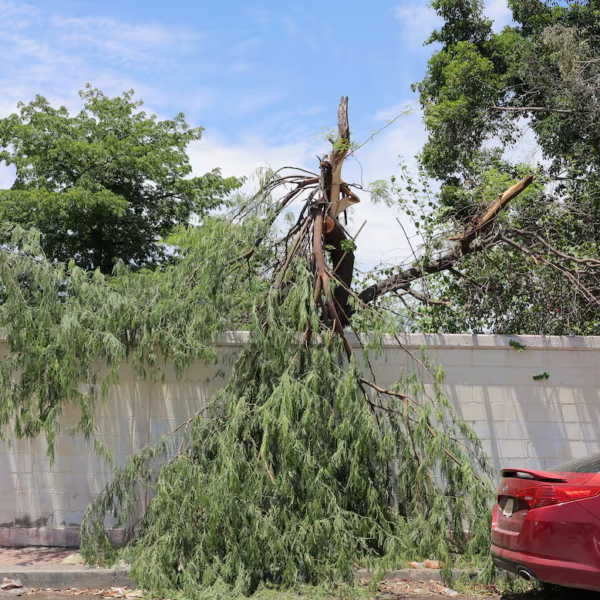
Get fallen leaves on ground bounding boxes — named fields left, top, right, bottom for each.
left=27, top=587, right=143, bottom=598
left=370, top=577, right=500, bottom=598
left=0, top=578, right=27, bottom=596
left=60, top=555, right=85, bottom=566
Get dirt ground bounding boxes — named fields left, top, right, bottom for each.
left=372, top=578, right=600, bottom=600
left=19, top=580, right=600, bottom=600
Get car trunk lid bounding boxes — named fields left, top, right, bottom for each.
left=496, top=468, right=600, bottom=534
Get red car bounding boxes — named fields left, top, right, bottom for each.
left=492, top=452, right=600, bottom=591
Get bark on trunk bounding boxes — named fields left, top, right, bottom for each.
left=324, top=219, right=355, bottom=326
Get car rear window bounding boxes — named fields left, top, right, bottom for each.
left=551, top=451, right=600, bottom=474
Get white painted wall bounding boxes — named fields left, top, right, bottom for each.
left=1, top=333, right=599, bottom=546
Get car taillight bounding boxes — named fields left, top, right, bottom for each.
left=515, top=484, right=600, bottom=509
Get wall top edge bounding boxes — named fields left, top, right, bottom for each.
left=214, top=332, right=600, bottom=351
left=2, top=330, right=600, bottom=351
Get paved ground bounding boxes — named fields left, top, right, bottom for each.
left=0, top=548, right=77, bottom=567
left=12, top=584, right=600, bottom=600
left=1, top=548, right=599, bottom=600
left=22, top=590, right=600, bottom=600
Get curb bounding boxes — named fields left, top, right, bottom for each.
left=0, top=566, right=479, bottom=590
left=0, top=565, right=132, bottom=589
left=357, top=569, right=480, bottom=582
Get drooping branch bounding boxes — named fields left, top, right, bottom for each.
left=230, top=174, right=318, bottom=264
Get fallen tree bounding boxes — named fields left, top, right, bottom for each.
left=77, top=100, right=534, bottom=595
left=1, top=97, right=598, bottom=598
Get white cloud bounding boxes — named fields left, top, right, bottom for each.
left=187, top=133, right=320, bottom=182
left=51, top=16, right=195, bottom=68
left=394, top=1, right=441, bottom=51
left=0, top=0, right=36, bottom=25
left=0, top=3, right=205, bottom=125
left=486, top=0, right=514, bottom=31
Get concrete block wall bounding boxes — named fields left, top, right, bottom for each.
left=0, top=332, right=599, bottom=546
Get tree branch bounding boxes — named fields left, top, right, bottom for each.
left=360, top=378, right=408, bottom=400
left=329, top=97, right=351, bottom=218
left=358, top=237, right=491, bottom=305
left=357, top=175, right=534, bottom=306
left=313, top=208, right=353, bottom=358
left=460, top=175, right=534, bottom=251
left=492, top=105, right=576, bottom=115
left=500, top=235, right=600, bottom=306
left=507, top=227, right=600, bottom=266
left=401, top=286, right=451, bottom=307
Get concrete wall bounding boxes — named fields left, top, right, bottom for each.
left=1, top=333, right=599, bottom=547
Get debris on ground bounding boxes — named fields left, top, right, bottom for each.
left=372, top=577, right=470, bottom=598
left=60, top=555, right=85, bottom=566
left=0, top=578, right=27, bottom=597
left=27, top=588, right=141, bottom=598
left=424, top=560, right=444, bottom=570
left=1, top=580, right=23, bottom=591
left=408, top=560, right=444, bottom=570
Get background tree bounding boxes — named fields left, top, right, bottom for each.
left=400, top=0, right=600, bottom=334
left=0, top=85, right=241, bottom=273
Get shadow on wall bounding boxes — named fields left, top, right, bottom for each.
left=439, top=342, right=600, bottom=476
left=360, top=335, right=600, bottom=478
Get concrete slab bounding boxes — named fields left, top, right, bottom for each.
left=0, top=565, right=131, bottom=589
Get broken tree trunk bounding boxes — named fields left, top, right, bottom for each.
left=313, top=96, right=357, bottom=326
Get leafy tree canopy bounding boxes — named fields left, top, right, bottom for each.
left=0, top=99, right=507, bottom=595
left=0, top=85, right=242, bottom=273
left=415, top=0, right=600, bottom=186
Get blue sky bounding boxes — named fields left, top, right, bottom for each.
left=0, top=0, right=513, bottom=269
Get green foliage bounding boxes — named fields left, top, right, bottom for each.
left=0, top=206, right=270, bottom=458
left=0, top=86, right=242, bottom=272
left=427, top=0, right=492, bottom=47
left=340, top=239, right=357, bottom=253
left=1, top=168, right=493, bottom=596
left=0, top=118, right=496, bottom=596
left=380, top=150, right=600, bottom=335
left=412, top=0, right=600, bottom=337
left=80, top=254, right=494, bottom=597
left=509, top=340, right=527, bottom=352
left=533, top=372, right=550, bottom=380
left=417, top=153, right=600, bottom=335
